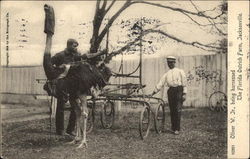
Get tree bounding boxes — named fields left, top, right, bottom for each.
left=88, top=0, right=227, bottom=61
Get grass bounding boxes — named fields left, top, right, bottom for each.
left=2, top=107, right=227, bottom=159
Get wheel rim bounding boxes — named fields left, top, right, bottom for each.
left=104, top=102, right=113, bottom=116
left=154, top=103, right=165, bottom=133
left=86, top=105, right=94, bottom=133
left=209, top=91, right=227, bottom=112
left=101, top=100, right=115, bottom=129
left=139, top=106, right=151, bottom=140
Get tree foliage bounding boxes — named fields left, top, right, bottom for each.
left=88, top=0, right=228, bottom=62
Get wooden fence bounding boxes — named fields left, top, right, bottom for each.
left=1, top=54, right=226, bottom=107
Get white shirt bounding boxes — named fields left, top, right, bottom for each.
left=155, top=67, right=187, bottom=94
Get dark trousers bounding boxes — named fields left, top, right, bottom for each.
left=43, top=53, right=76, bottom=133
left=56, top=78, right=77, bottom=133
left=167, top=86, right=184, bottom=131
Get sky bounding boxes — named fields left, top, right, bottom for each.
left=0, top=1, right=224, bottom=66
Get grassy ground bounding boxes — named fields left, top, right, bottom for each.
left=2, top=107, right=226, bottom=159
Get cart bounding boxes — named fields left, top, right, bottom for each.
left=85, top=82, right=167, bottom=140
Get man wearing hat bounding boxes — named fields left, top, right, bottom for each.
left=151, top=56, right=187, bottom=135
left=51, top=38, right=81, bottom=136
left=46, top=38, right=108, bottom=136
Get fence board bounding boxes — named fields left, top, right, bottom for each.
left=0, top=54, right=226, bottom=107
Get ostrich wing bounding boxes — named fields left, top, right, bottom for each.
left=67, top=62, right=111, bottom=95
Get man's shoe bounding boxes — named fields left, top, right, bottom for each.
left=174, top=131, right=180, bottom=135
left=168, top=129, right=174, bottom=133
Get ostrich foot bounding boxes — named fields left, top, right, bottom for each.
left=76, top=140, right=87, bottom=149
left=67, top=136, right=81, bottom=145
left=67, top=139, right=78, bottom=145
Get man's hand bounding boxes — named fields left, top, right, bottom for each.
left=150, top=91, right=156, bottom=97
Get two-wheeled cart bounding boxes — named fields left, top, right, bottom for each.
left=86, top=83, right=167, bottom=140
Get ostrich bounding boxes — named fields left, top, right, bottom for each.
left=43, top=4, right=111, bottom=148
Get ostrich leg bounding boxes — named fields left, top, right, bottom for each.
left=74, top=98, right=82, bottom=143
left=77, top=94, right=88, bottom=148
left=69, top=94, right=88, bottom=148
left=66, top=98, right=82, bottom=145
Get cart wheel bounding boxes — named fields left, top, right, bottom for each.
left=86, top=102, right=95, bottom=133
left=139, top=106, right=151, bottom=140
left=154, top=103, right=165, bottom=134
left=101, top=100, right=115, bottom=129
left=209, top=91, right=227, bottom=112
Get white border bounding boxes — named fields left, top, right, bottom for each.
left=228, top=1, right=249, bottom=158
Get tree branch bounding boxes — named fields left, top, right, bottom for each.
left=208, top=18, right=227, bottom=36
left=105, top=0, right=116, bottom=13
left=189, top=0, right=227, bottom=36
left=107, top=37, right=141, bottom=59
left=91, top=0, right=226, bottom=55
left=147, top=29, right=222, bottom=50
left=182, top=12, right=207, bottom=26
left=101, top=0, right=107, bottom=11
left=97, top=0, right=135, bottom=46
left=90, top=0, right=109, bottom=52
left=106, top=28, right=222, bottom=62
left=96, top=0, right=101, bottom=10
left=138, top=1, right=225, bottom=20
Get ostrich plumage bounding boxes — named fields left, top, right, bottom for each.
left=66, top=61, right=111, bottom=95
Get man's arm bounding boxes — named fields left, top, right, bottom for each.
left=73, top=50, right=106, bottom=61
left=86, top=49, right=107, bottom=59
left=151, top=73, right=167, bottom=95
left=51, top=53, right=62, bottom=66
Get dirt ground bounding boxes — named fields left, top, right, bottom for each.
left=1, top=104, right=227, bottom=159
left=1, top=104, right=49, bottom=123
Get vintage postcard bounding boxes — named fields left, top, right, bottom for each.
left=0, top=0, right=249, bottom=159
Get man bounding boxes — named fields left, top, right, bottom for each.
left=43, top=4, right=108, bottom=137
left=51, top=39, right=81, bottom=136
left=151, top=56, right=187, bottom=135
left=50, top=39, right=108, bottom=135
